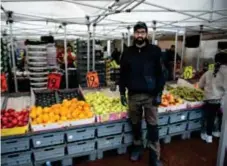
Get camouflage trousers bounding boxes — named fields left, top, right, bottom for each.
left=128, top=93, right=160, bottom=159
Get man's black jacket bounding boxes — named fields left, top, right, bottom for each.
left=119, top=43, right=165, bottom=96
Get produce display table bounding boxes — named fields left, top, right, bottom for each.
left=1, top=108, right=203, bottom=166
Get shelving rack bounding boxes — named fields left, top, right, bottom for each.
left=76, top=39, right=106, bottom=87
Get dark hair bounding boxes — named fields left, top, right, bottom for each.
left=213, top=52, right=227, bottom=77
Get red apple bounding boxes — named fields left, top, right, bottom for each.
left=4, top=112, right=10, bottom=117
left=12, top=119, right=18, bottom=125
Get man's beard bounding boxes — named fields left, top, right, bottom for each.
left=134, top=37, right=146, bottom=45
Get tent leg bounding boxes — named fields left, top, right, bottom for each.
left=180, top=30, right=186, bottom=72
left=63, top=23, right=68, bottom=89
left=92, top=24, right=96, bottom=71
left=173, top=31, right=178, bottom=80
left=197, top=25, right=203, bottom=72
left=9, top=19, right=18, bottom=92
left=217, top=96, right=227, bottom=166
left=152, top=21, right=156, bottom=45
left=127, top=26, right=131, bottom=46
left=87, top=24, right=91, bottom=72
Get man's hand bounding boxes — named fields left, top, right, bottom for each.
left=121, top=95, right=127, bottom=106
left=152, top=94, right=162, bottom=106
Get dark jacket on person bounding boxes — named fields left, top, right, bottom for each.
left=119, top=42, right=165, bottom=96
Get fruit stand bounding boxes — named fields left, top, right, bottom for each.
left=1, top=84, right=205, bottom=166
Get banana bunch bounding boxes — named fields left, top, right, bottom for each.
left=169, top=87, right=204, bottom=102
left=110, top=60, right=120, bottom=69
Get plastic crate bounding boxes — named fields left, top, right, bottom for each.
left=169, top=111, right=188, bottom=124
left=158, top=115, right=169, bottom=125
left=124, top=122, right=132, bottom=132
left=124, top=133, right=133, bottom=144
left=188, top=109, right=203, bottom=120
left=32, top=132, right=64, bottom=148
left=66, top=127, right=95, bottom=142
left=188, top=119, right=202, bottom=130
left=1, top=137, right=30, bottom=154
left=97, top=122, right=123, bottom=137
left=159, top=126, right=168, bottom=137
left=168, top=122, right=188, bottom=134
left=1, top=151, right=32, bottom=166
left=97, top=134, right=122, bottom=149
left=67, top=140, right=95, bottom=154
left=57, top=89, right=84, bottom=102
left=33, top=145, right=65, bottom=161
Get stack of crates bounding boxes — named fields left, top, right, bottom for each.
left=65, top=126, right=96, bottom=165
left=187, top=109, right=203, bottom=132
left=76, top=39, right=106, bottom=87
left=32, top=131, right=65, bottom=165
left=96, top=122, right=124, bottom=159
left=1, top=136, right=32, bottom=166
left=1, top=37, right=10, bottom=74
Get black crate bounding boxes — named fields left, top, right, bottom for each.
left=57, top=88, right=85, bottom=102
left=34, top=90, right=57, bottom=107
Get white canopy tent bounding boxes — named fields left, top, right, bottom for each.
left=1, top=0, right=227, bottom=39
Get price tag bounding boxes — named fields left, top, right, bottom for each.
left=209, top=64, right=214, bottom=71
left=86, top=71, right=99, bottom=88
left=0, top=74, right=8, bottom=92
left=47, top=73, right=62, bottom=90
left=183, top=66, right=193, bottom=79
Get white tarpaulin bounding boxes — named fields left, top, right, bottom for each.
left=1, top=0, right=227, bottom=38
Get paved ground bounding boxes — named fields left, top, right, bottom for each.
left=73, top=134, right=219, bottom=166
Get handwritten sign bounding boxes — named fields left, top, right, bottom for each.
left=47, top=73, right=62, bottom=90
left=86, top=71, right=99, bottom=88
left=183, top=66, right=193, bottom=79
left=0, top=74, right=8, bottom=92
left=209, top=64, right=214, bottom=71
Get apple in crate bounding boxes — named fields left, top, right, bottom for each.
left=1, top=109, right=29, bottom=128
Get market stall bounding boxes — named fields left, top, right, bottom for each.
left=1, top=0, right=227, bottom=166
left=1, top=82, right=206, bottom=166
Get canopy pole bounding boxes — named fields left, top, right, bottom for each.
left=173, top=30, right=178, bottom=80
left=127, top=26, right=131, bottom=46
left=8, top=12, right=18, bottom=92
left=121, top=33, right=124, bottom=53
left=217, top=94, right=227, bottom=166
left=92, top=24, right=96, bottom=71
left=180, top=29, right=186, bottom=72
left=107, top=40, right=111, bottom=58
left=152, top=20, right=156, bottom=45
left=197, top=25, right=203, bottom=72
left=63, top=23, right=68, bottom=89
left=86, top=16, right=90, bottom=72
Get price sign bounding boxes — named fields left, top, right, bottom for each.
left=183, top=66, right=193, bottom=79
left=86, top=71, right=99, bottom=88
left=209, top=64, right=214, bottom=71
left=0, top=74, right=8, bottom=92
left=47, top=73, right=62, bottom=90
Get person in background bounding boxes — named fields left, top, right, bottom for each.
left=199, top=52, right=227, bottom=143
left=57, top=45, right=76, bottom=68
left=120, top=21, right=165, bottom=166
left=166, top=45, right=181, bottom=80
left=111, top=48, right=121, bottom=64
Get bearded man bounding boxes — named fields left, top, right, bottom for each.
left=119, top=22, right=165, bottom=166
